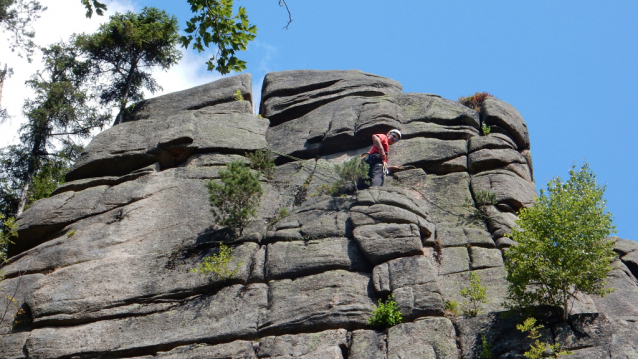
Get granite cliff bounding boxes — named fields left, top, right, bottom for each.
left=1, top=70, right=638, bottom=358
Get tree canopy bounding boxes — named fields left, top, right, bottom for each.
left=75, top=7, right=182, bottom=124
left=0, top=41, right=110, bottom=217
left=0, top=0, right=46, bottom=61
left=180, top=0, right=257, bottom=74
left=504, top=163, right=617, bottom=321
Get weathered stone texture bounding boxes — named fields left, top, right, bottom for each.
left=122, top=73, right=253, bottom=123
left=3, top=71, right=633, bottom=359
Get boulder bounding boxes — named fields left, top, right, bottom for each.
left=387, top=318, right=458, bottom=359
left=484, top=206, right=521, bottom=238
left=469, top=247, right=504, bottom=270
left=257, top=329, right=348, bottom=358
left=392, top=138, right=467, bottom=174
left=260, top=70, right=402, bottom=125
left=436, top=226, right=494, bottom=248
left=356, top=187, right=430, bottom=220
left=26, top=284, right=268, bottom=359
left=395, top=93, right=479, bottom=128
left=372, top=255, right=438, bottom=293
left=4, top=69, right=631, bottom=359
left=416, top=172, right=478, bottom=226
left=0, top=332, right=30, bottom=359
left=615, top=237, right=638, bottom=256
left=26, top=243, right=258, bottom=325
left=0, top=273, right=45, bottom=334
left=480, top=97, right=530, bottom=150
left=592, top=264, right=638, bottom=319
left=352, top=223, right=424, bottom=264
left=439, top=267, right=509, bottom=314
left=468, top=135, right=516, bottom=153
left=471, top=170, right=536, bottom=211
left=393, top=282, right=445, bottom=319
left=348, top=330, right=386, bottom=359
left=122, top=74, right=253, bottom=123
left=438, top=247, right=470, bottom=275
left=259, top=270, right=375, bottom=334
left=468, top=148, right=528, bottom=174
left=67, top=112, right=268, bottom=181
left=350, top=204, right=434, bottom=238
left=622, top=250, right=638, bottom=279
left=130, top=340, right=257, bottom=359
left=402, top=121, right=479, bottom=141
left=11, top=168, right=217, bottom=259
left=267, top=96, right=402, bottom=160
left=264, top=237, right=369, bottom=280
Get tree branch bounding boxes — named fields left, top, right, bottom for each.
left=279, top=0, right=293, bottom=29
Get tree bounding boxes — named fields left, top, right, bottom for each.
left=75, top=7, right=182, bottom=125
left=0, top=41, right=110, bottom=217
left=504, top=163, right=617, bottom=321
left=82, top=0, right=293, bottom=75
left=460, top=272, right=488, bottom=317
left=181, top=0, right=257, bottom=74
left=0, top=0, right=46, bottom=61
left=80, top=0, right=106, bottom=18
left=0, top=213, right=17, bottom=262
left=206, top=161, right=263, bottom=236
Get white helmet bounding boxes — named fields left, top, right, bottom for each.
left=388, top=129, right=402, bottom=141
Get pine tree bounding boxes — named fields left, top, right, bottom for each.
left=75, top=7, right=182, bottom=125
left=206, top=161, right=263, bottom=236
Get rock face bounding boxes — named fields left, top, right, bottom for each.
left=1, top=70, right=637, bottom=358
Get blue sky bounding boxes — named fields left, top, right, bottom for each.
left=2, top=0, right=636, bottom=241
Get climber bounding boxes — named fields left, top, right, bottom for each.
left=359, top=129, right=402, bottom=189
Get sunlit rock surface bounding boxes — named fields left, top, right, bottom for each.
left=2, top=70, right=636, bottom=359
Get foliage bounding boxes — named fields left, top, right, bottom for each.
left=267, top=206, right=289, bottom=230
left=444, top=299, right=460, bottom=316
left=0, top=0, right=45, bottom=61
left=0, top=147, right=72, bottom=219
left=335, top=156, right=370, bottom=188
left=314, top=182, right=342, bottom=197
left=368, top=295, right=402, bottom=329
left=25, top=158, right=70, bottom=209
left=75, top=7, right=182, bottom=124
left=206, top=161, right=263, bottom=236
left=517, top=317, right=572, bottom=358
left=181, top=0, right=257, bottom=74
left=458, top=92, right=494, bottom=111
left=460, top=271, right=488, bottom=316
left=465, top=190, right=497, bottom=222
left=504, top=163, right=617, bottom=321
left=474, top=190, right=497, bottom=206
left=480, top=333, right=493, bottom=359
left=1, top=41, right=108, bottom=217
left=247, top=149, right=275, bottom=180
left=314, top=156, right=370, bottom=196
left=66, top=230, right=76, bottom=238
left=233, top=89, right=244, bottom=102
left=481, top=122, right=492, bottom=136
left=0, top=213, right=17, bottom=263
left=80, top=0, right=106, bottom=18
left=190, top=243, right=241, bottom=280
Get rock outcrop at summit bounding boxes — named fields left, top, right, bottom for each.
left=1, top=70, right=637, bottom=359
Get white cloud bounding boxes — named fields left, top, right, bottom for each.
left=0, top=0, right=256, bottom=149
left=0, top=0, right=135, bottom=147
left=143, top=49, right=223, bottom=99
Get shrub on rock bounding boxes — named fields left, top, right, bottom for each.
left=206, top=161, right=263, bottom=236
